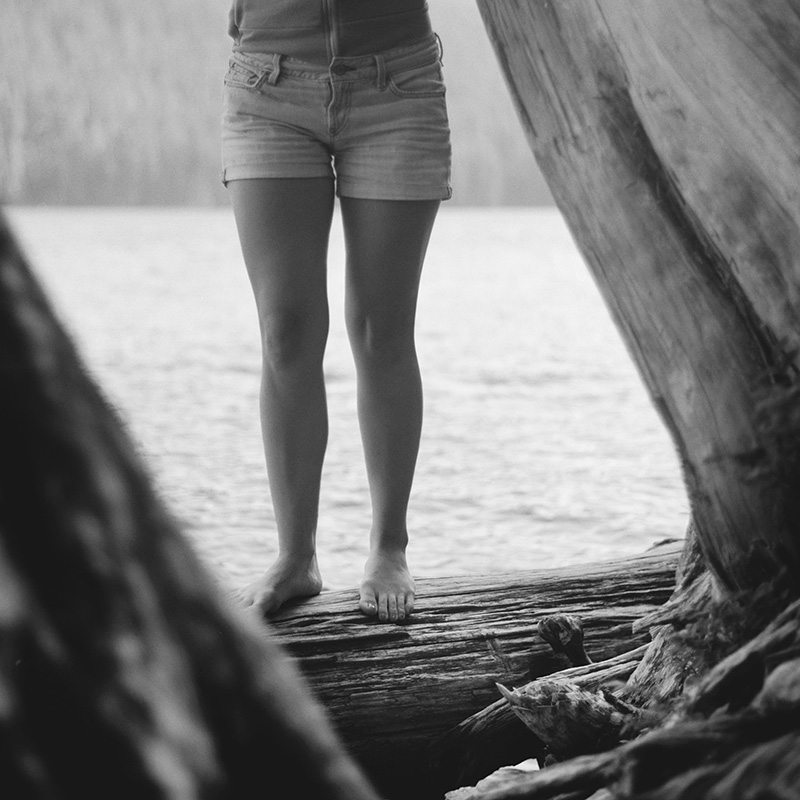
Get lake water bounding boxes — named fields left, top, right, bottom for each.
left=8, top=206, right=689, bottom=592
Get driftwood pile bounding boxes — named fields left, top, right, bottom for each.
left=446, top=530, right=800, bottom=799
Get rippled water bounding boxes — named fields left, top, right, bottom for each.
left=9, top=206, right=689, bottom=591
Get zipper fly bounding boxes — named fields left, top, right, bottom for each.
left=321, top=0, right=339, bottom=60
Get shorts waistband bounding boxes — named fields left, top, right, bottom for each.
left=229, top=34, right=441, bottom=86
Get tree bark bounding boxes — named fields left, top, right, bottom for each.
left=0, top=211, right=378, bottom=800
left=474, top=0, right=800, bottom=593
left=442, top=6, right=800, bottom=795
left=266, top=544, right=680, bottom=798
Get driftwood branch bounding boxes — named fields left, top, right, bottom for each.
left=432, top=644, right=648, bottom=790
left=497, top=678, right=633, bottom=760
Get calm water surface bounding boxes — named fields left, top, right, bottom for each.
left=10, top=206, right=689, bottom=591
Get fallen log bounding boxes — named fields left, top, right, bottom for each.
left=264, top=543, right=681, bottom=799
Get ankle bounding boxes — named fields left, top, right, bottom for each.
left=275, top=548, right=318, bottom=569
left=368, top=536, right=408, bottom=560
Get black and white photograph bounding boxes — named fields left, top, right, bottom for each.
left=2, top=2, right=799, bottom=798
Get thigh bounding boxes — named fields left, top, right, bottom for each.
left=228, top=178, right=335, bottom=322
left=340, top=198, right=440, bottom=333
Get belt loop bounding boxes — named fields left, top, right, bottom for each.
left=374, top=53, right=387, bottom=91
left=435, top=32, right=444, bottom=63
left=268, top=53, right=283, bottom=85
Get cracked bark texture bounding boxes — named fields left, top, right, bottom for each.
left=475, top=0, right=800, bottom=593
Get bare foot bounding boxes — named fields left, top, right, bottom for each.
left=359, top=548, right=415, bottom=623
left=234, top=554, right=323, bottom=617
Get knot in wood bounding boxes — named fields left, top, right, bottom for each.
left=538, top=614, right=592, bottom=666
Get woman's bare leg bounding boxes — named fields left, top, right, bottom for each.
left=228, top=177, right=335, bottom=615
left=341, top=197, right=440, bottom=622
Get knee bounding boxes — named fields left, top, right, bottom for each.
left=347, top=313, right=415, bottom=369
left=260, top=308, right=328, bottom=371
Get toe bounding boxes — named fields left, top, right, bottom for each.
left=359, top=588, right=378, bottom=617
left=404, top=594, right=415, bottom=618
left=377, top=595, right=389, bottom=622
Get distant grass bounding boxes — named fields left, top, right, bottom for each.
left=1, top=0, right=551, bottom=206
left=1, top=0, right=230, bottom=205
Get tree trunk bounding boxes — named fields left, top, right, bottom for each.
left=474, top=0, right=800, bottom=593
left=265, top=545, right=680, bottom=798
left=0, top=211, right=378, bottom=800
left=441, top=5, right=800, bottom=797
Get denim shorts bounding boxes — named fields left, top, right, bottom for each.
left=221, top=35, right=452, bottom=201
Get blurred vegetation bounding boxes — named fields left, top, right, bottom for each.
left=0, top=0, right=552, bottom=206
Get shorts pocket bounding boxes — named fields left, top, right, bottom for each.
left=224, top=54, right=271, bottom=90
left=388, top=60, right=446, bottom=99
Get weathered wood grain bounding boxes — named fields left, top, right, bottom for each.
left=447, top=601, right=800, bottom=799
left=475, top=0, right=800, bottom=592
left=442, top=4, right=800, bottom=796
left=264, top=544, right=680, bottom=798
left=432, top=644, right=648, bottom=791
